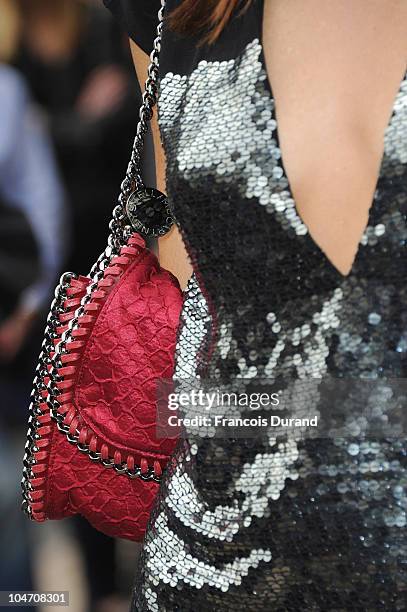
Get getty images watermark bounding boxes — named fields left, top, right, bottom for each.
left=156, top=377, right=407, bottom=439
left=166, top=388, right=318, bottom=428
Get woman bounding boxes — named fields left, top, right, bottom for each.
left=105, top=0, right=407, bottom=610
left=14, top=0, right=140, bottom=275
left=0, top=0, right=66, bottom=362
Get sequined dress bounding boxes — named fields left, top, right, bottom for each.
left=105, top=1, right=407, bottom=609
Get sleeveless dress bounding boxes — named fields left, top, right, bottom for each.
left=105, top=1, right=407, bottom=610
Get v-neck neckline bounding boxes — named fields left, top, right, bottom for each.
left=257, top=4, right=407, bottom=279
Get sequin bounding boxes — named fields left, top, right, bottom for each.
left=131, top=5, right=407, bottom=611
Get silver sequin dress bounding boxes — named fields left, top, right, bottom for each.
left=105, top=1, right=407, bottom=609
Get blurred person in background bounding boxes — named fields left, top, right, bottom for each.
left=14, top=0, right=144, bottom=274
left=7, top=2, right=144, bottom=611
left=0, top=1, right=66, bottom=417
left=0, top=0, right=66, bottom=605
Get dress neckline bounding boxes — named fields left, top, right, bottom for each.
left=265, top=64, right=406, bottom=279
left=257, top=0, right=407, bottom=278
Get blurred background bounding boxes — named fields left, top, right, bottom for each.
left=0, top=1, right=147, bottom=610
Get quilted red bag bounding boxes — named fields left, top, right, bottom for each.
left=21, top=2, right=182, bottom=541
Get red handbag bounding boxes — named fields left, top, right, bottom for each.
left=21, top=2, right=182, bottom=541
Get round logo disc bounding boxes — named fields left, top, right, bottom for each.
left=126, top=187, right=175, bottom=237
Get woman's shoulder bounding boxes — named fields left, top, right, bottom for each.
left=103, top=0, right=161, bottom=54
left=104, top=0, right=263, bottom=77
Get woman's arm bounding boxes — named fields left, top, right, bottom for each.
left=130, top=40, right=192, bottom=290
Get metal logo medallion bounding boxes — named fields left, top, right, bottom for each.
left=126, top=187, right=174, bottom=237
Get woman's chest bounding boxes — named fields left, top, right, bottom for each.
left=157, top=5, right=406, bottom=280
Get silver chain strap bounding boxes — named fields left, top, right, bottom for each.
left=122, top=0, right=174, bottom=238
left=119, top=0, right=165, bottom=200
left=22, top=1, right=168, bottom=517
left=22, top=272, right=77, bottom=516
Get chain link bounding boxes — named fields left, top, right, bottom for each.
left=21, top=272, right=76, bottom=516
left=21, top=2, right=167, bottom=516
left=118, top=0, right=166, bottom=218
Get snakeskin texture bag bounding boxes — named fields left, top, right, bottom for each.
left=21, top=2, right=182, bottom=541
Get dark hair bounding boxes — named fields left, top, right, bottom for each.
left=168, top=0, right=252, bottom=45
